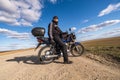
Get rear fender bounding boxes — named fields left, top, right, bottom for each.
left=34, top=43, right=41, bottom=51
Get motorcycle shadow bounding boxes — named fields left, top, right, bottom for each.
left=6, top=55, right=44, bottom=65
left=6, top=55, right=74, bottom=65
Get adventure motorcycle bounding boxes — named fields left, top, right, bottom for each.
left=31, top=27, right=84, bottom=64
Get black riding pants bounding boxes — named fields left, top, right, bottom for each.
left=53, top=35, right=68, bottom=62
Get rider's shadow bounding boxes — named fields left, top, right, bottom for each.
left=53, top=61, right=63, bottom=64
left=6, top=55, right=41, bottom=65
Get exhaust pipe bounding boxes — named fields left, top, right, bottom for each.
left=45, top=55, right=58, bottom=59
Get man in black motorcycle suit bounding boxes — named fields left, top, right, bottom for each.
left=48, top=16, right=72, bottom=64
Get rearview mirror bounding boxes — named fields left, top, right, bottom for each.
left=69, top=27, right=76, bottom=31
left=69, top=28, right=71, bottom=31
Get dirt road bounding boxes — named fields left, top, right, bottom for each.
left=0, top=49, right=120, bottom=80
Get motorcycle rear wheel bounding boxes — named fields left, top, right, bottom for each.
left=38, top=46, right=54, bottom=64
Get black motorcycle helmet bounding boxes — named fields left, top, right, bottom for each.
left=53, top=16, right=58, bottom=19
left=53, top=16, right=58, bottom=23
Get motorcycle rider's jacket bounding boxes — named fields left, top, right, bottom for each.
left=48, top=21, right=62, bottom=40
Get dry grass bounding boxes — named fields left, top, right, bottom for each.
left=82, top=37, right=120, bottom=47
left=81, top=37, right=120, bottom=62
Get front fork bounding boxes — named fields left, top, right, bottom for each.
left=70, top=42, right=80, bottom=50
left=74, top=42, right=81, bottom=51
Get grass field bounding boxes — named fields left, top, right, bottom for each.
left=81, top=37, right=120, bottom=62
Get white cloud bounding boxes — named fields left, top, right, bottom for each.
left=79, top=34, right=95, bottom=39
left=70, top=27, right=77, bottom=31
left=8, top=43, right=36, bottom=49
left=78, top=19, right=120, bottom=34
left=0, top=43, right=36, bottom=51
left=0, top=0, right=17, bottom=14
left=82, top=19, right=89, bottom=23
left=0, top=0, right=42, bottom=26
left=49, top=0, right=57, bottom=4
left=98, top=2, right=120, bottom=17
left=77, top=28, right=120, bottom=41
left=101, top=28, right=120, bottom=37
left=77, top=34, right=96, bottom=41
left=0, top=46, right=11, bottom=51
left=0, top=28, right=30, bottom=40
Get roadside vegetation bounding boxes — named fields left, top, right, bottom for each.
left=81, top=37, right=120, bottom=63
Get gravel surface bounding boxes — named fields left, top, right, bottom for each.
left=0, top=49, right=120, bottom=80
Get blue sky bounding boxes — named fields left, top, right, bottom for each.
left=0, top=0, right=120, bottom=51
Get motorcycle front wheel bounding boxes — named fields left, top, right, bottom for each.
left=71, top=44, right=84, bottom=57
left=38, top=45, right=54, bottom=64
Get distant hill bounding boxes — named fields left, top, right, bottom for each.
left=81, top=36, right=120, bottom=47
